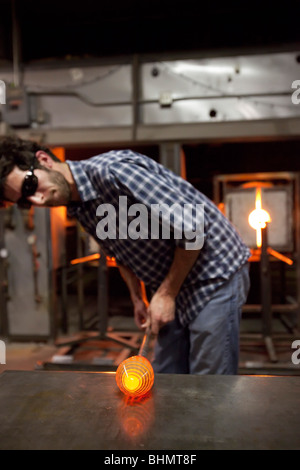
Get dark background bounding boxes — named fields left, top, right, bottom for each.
left=0, top=0, right=300, bottom=64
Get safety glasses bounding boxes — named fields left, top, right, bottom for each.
left=17, top=163, right=38, bottom=209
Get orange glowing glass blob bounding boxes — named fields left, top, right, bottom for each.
left=248, top=187, right=271, bottom=247
left=116, top=355, right=154, bottom=397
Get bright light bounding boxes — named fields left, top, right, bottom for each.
left=170, top=60, right=235, bottom=76
left=248, top=208, right=271, bottom=229
left=248, top=187, right=271, bottom=247
left=124, top=374, right=141, bottom=392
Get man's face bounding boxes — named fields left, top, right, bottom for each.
left=4, top=165, right=72, bottom=207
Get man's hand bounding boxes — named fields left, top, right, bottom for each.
left=133, top=298, right=149, bottom=330
left=118, top=246, right=200, bottom=335
left=148, top=291, right=176, bottom=335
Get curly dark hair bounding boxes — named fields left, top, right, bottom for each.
left=0, top=136, right=60, bottom=206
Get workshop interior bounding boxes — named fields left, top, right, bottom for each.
left=0, top=0, right=300, bottom=451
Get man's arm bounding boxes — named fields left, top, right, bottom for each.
left=149, top=247, right=200, bottom=334
left=118, top=264, right=149, bottom=329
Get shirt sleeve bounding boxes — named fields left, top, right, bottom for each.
left=109, top=159, right=205, bottom=250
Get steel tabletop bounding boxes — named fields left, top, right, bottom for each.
left=0, top=370, right=299, bottom=450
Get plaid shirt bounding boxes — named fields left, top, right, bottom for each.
left=67, top=150, right=250, bottom=327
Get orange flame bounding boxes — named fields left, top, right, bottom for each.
left=248, top=187, right=271, bottom=247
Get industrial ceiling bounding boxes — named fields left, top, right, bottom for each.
left=0, top=0, right=300, bottom=65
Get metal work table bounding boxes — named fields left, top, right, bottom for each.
left=0, top=370, right=299, bottom=450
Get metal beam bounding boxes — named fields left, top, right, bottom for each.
left=15, top=117, right=300, bottom=147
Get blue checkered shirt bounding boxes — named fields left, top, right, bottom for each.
left=67, top=150, right=250, bottom=327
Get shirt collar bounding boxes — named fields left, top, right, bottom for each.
left=66, top=160, right=98, bottom=203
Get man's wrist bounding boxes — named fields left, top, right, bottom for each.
left=156, top=283, right=178, bottom=299
left=131, top=294, right=144, bottom=305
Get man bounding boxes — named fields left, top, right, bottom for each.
left=0, top=136, right=250, bottom=374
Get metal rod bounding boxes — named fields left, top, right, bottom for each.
left=28, top=88, right=294, bottom=105
left=267, top=247, right=293, bottom=266
left=131, top=54, right=139, bottom=142
left=0, top=211, right=8, bottom=337
left=97, top=248, right=108, bottom=338
left=138, top=326, right=153, bottom=357
left=295, top=173, right=300, bottom=332
left=260, top=224, right=278, bottom=363
left=11, top=0, right=21, bottom=87
left=260, top=224, right=272, bottom=337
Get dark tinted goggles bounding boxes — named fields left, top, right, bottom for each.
left=17, top=164, right=38, bottom=209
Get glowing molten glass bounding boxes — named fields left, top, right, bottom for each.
left=116, top=355, right=154, bottom=397
left=248, top=187, right=271, bottom=247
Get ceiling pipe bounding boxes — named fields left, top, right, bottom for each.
left=11, top=0, right=21, bottom=87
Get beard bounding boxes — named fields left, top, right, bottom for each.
left=44, top=168, right=72, bottom=206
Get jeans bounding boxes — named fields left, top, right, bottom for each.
left=152, top=263, right=250, bottom=375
